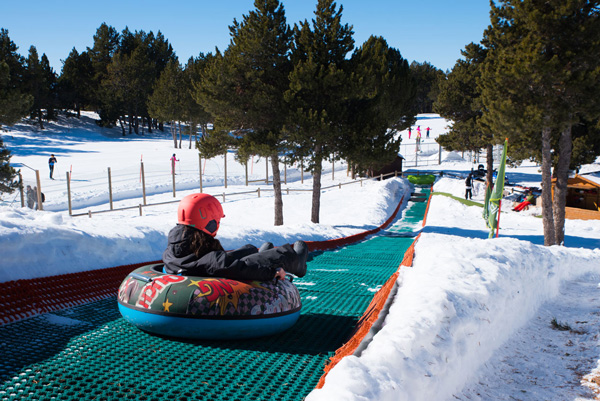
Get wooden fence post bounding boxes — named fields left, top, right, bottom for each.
left=139, top=204, right=143, bottom=216
left=301, top=161, right=304, bottom=184
left=141, top=162, right=147, bottom=205
left=284, top=163, right=287, bottom=185
left=222, top=193, right=226, bottom=203
left=266, top=157, right=269, bottom=185
left=198, top=155, right=203, bottom=193
left=224, top=151, right=228, bottom=189
left=439, top=144, right=442, bottom=165
left=172, top=165, right=176, bottom=198
left=35, top=170, right=43, bottom=211
left=108, top=167, right=113, bottom=210
left=332, top=158, right=335, bottom=180
left=67, top=171, right=72, bottom=215
left=258, top=188, right=261, bottom=198
left=18, top=172, right=24, bottom=207
left=245, top=161, right=249, bottom=186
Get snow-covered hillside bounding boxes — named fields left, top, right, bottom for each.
left=1, top=113, right=600, bottom=400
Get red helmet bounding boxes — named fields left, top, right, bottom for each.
left=177, top=193, right=225, bottom=236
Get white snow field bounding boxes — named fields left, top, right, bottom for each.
left=1, top=113, right=600, bottom=400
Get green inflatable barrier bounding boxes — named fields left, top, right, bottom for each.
left=407, top=174, right=436, bottom=185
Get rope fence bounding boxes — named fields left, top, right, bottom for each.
left=70, top=170, right=404, bottom=218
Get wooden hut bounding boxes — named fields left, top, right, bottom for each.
left=552, top=174, right=600, bottom=220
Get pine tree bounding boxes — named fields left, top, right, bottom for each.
left=148, top=60, right=185, bottom=147
left=24, top=46, right=51, bottom=129
left=285, top=0, right=354, bottom=223
left=434, top=42, right=497, bottom=186
left=0, top=61, right=32, bottom=127
left=58, top=48, right=93, bottom=117
left=0, top=135, right=18, bottom=195
left=87, top=23, right=119, bottom=111
left=195, top=0, right=293, bottom=226
left=480, top=0, right=600, bottom=245
left=410, top=61, right=446, bottom=114
left=342, top=36, right=416, bottom=175
left=183, top=55, right=212, bottom=149
left=0, top=30, right=32, bottom=127
left=40, top=54, right=58, bottom=121
left=0, top=29, right=26, bottom=92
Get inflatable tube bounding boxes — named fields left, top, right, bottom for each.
left=117, top=264, right=302, bottom=340
left=407, top=174, right=436, bottom=185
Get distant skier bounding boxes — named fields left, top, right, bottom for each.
left=48, top=154, right=57, bottom=179
left=426, top=127, right=430, bottom=138
left=465, top=174, right=473, bottom=200
left=408, top=127, right=412, bottom=139
left=416, top=129, right=422, bottom=151
left=171, top=153, right=179, bottom=175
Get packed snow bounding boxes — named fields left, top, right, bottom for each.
left=2, top=113, right=600, bottom=400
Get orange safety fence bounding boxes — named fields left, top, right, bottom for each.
left=315, top=190, right=433, bottom=389
left=305, top=195, right=405, bottom=252
left=0, top=261, right=159, bottom=325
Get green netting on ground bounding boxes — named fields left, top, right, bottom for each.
left=0, top=189, right=429, bottom=401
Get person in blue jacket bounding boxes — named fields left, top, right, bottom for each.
left=48, top=154, right=57, bottom=179
left=162, top=193, right=308, bottom=281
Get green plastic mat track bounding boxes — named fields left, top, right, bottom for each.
left=0, top=189, right=430, bottom=401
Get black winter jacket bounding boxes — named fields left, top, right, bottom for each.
left=162, top=225, right=293, bottom=282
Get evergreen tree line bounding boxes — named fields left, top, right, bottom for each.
left=433, top=0, right=600, bottom=246
left=1, top=0, right=434, bottom=225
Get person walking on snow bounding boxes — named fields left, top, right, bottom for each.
left=48, top=154, right=57, bottom=179
left=170, top=153, right=179, bottom=175
left=408, top=127, right=412, bottom=139
left=465, top=174, right=473, bottom=200
left=416, top=129, right=422, bottom=151
left=426, top=127, right=430, bottom=138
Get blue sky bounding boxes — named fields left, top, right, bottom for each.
left=2, top=0, right=491, bottom=74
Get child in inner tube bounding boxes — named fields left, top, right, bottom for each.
left=162, top=193, right=308, bottom=282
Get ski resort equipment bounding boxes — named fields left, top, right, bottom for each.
left=407, top=174, right=436, bottom=185
left=117, top=264, right=302, bottom=339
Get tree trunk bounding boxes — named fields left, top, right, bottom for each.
left=311, top=146, right=323, bottom=224
left=270, top=154, right=284, bottom=226
left=540, top=126, right=556, bottom=246
left=552, top=124, right=572, bottom=245
left=178, top=121, right=182, bottom=148
left=486, top=143, right=494, bottom=188
left=118, top=117, right=126, bottom=136
left=171, top=120, right=177, bottom=148
left=37, top=108, right=44, bottom=129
